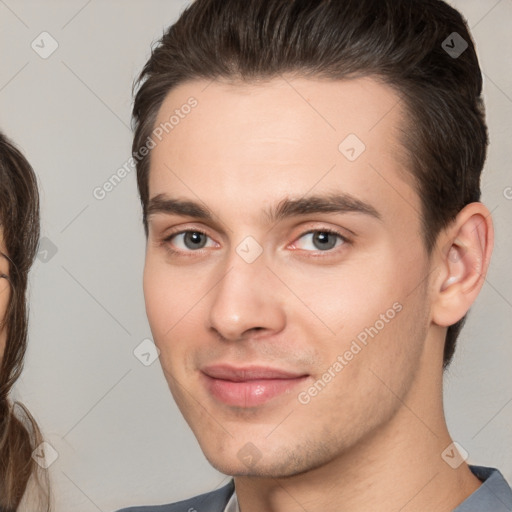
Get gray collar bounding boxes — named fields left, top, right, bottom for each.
left=224, top=466, right=512, bottom=512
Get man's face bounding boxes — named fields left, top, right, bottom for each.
left=143, top=77, right=435, bottom=477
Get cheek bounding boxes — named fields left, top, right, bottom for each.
left=280, top=256, right=398, bottom=341
left=0, top=279, right=10, bottom=321
left=286, top=247, right=428, bottom=378
left=295, top=289, right=428, bottom=442
left=143, top=257, right=195, bottom=331
left=0, top=281, right=10, bottom=360
left=334, top=274, right=429, bottom=404
left=142, top=257, right=206, bottom=364
left=143, top=260, right=169, bottom=333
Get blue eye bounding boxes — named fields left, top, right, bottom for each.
left=165, top=231, right=214, bottom=251
left=294, top=230, right=347, bottom=251
left=162, top=228, right=349, bottom=257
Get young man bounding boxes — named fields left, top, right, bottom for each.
left=120, top=0, right=512, bottom=510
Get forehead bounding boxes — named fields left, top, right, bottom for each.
left=152, top=76, right=405, bottom=159
left=147, top=76, right=419, bottom=226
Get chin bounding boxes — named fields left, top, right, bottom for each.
left=205, top=457, right=299, bottom=479
left=199, top=437, right=335, bottom=480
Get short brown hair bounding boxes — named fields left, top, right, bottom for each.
left=132, top=0, right=488, bottom=367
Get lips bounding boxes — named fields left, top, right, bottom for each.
left=201, top=364, right=308, bottom=407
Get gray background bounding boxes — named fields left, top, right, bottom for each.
left=0, top=1, right=510, bottom=510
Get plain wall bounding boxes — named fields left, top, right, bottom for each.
left=0, top=1, right=510, bottom=510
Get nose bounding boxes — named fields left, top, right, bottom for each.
left=206, top=252, right=287, bottom=342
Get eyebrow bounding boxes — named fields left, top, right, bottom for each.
left=146, top=193, right=382, bottom=225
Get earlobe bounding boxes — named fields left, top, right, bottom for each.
left=431, top=203, right=494, bottom=327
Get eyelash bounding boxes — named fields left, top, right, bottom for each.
left=160, top=227, right=351, bottom=258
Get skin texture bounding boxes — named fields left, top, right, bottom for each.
left=143, top=77, right=493, bottom=511
left=0, top=232, right=10, bottom=361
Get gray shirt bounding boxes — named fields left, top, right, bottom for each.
left=453, top=466, right=512, bottom=511
left=225, top=466, right=512, bottom=512
left=118, top=465, right=512, bottom=511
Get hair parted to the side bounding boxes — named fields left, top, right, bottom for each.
left=0, top=132, right=50, bottom=511
left=131, top=0, right=488, bottom=368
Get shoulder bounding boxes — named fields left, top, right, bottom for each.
left=454, top=466, right=512, bottom=511
left=115, top=480, right=235, bottom=512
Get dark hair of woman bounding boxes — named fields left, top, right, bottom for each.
left=0, top=132, right=50, bottom=510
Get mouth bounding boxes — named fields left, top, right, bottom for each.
left=200, top=364, right=309, bottom=407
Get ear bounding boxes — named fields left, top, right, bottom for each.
left=431, top=202, right=494, bottom=327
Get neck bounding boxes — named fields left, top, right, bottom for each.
left=234, top=348, right=481, bottom=512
